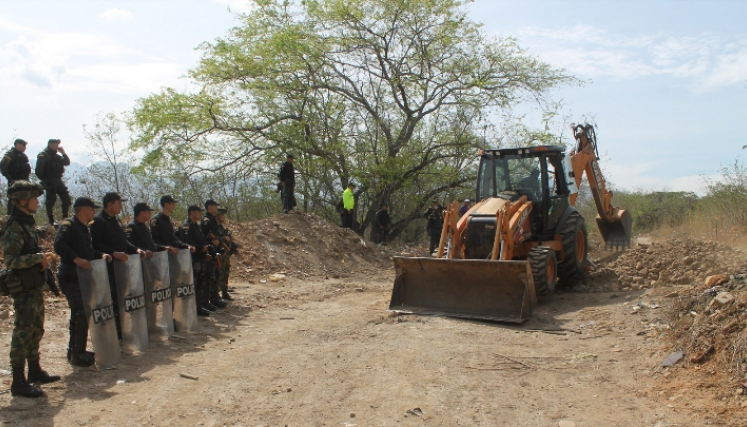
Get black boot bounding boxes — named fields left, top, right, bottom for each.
left=210, top=284, right=227, bottom=309
left=221, top=290, right=233, bottom=301
left=201, top=284, right=216, bottom=311
left=27, top=358, right=60, bottom=384
left=10, top=363, right=44, bottom=398
left=70, top=311, right=95, bottom=367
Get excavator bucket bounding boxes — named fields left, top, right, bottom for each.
left=596, top=209, right=633, bottom=250
left=388, top=257, right=537, bottom=323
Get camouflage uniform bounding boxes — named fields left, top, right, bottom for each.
left=216, top=220, right=232, bottom=295
left=2, top=214, right=46, bottom=367
left=1, top=180, right=59, bottom=397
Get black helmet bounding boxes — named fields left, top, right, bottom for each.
left=7, top=180, right=44, bottom=200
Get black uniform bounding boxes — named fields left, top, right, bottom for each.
left=279, top=161, right=295, bottom=213
left=424, top=205, right=444, bottom=254
left=125, top=219, right=164, bottom=252
left=90, top=210, right=138, bottom=337
left=35, top=148, right=71, bottom=224
left=373, top=209, right=391, bottom=244
left=54, top=216, right=104, bottom=366
left=176, top=218, right=210, bottom=308
left=150, top=212, right=189, bottom=249
left=200, top=213, right=224, bottom=304
left=1, top=148, right=31, bottom=214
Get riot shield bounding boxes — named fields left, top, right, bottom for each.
left=78, top=259, right=122, bottom=369
left=142, top=251, right=174, bottom=341
left=113, top=257, right=149, bottom=353
left=168, top=249, right=198, bottom=332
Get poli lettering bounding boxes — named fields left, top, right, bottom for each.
left=124, top=294, right=146, bottom=312
left=151, top=287, right=173, bottom=304
left=92, top=305, right=114, bottom=325
left=176, top=284, right=195, bottom=298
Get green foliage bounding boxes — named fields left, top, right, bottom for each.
left=128, top=0, right=574, bottom=238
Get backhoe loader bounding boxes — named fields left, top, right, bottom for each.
left=389, top=123, right=632, bottom=323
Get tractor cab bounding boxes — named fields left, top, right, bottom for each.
left=475, top=146, right=577, bottom=239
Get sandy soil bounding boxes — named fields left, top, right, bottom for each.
left=3, top=265, right=743, bottom=427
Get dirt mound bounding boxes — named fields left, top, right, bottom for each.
left=225, top=210, right=392, bottom=282
left=585, top=238, right=747, bottom=292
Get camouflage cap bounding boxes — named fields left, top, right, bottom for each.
left=7, top=180, right=44, bottom=200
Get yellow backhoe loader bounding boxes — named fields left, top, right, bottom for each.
left=389, top=123, right=632, bottom=323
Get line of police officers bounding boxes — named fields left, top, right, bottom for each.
left=2, top=184, right=237, bottom=397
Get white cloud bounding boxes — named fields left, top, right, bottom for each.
left=214, top=0, right=255, bottom=15
left=97, top=8, right=133, bottom=22
left=515, top=25, right=747, bottom=91
left=602, top=160, right=719, bottom=196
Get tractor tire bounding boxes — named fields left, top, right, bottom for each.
left=529, top=246, right=558, bottom=296
left=558, top=212, right=588, bottom=285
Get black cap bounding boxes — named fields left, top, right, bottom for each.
left=348, top=182, right=356, bottom=188
left=204, top=199, right=219, bottom=209
left=287, top=153, right=294, bottom=159
left=13, top=138, right=27, bottom=146
left=73, top=197, right=101, bottom=209
left=217, top=207, right=228, bottom=216
left=134, top=202, right=155, bottom=216
left=47, top=138, right=60, bottom=145
left=102, top=192, right=127, bottom=207
left=431, top=200, right=439, bottom=204
left=188, top=205, right=204, bottom=213
left=160, top=194, right=178, bottom=206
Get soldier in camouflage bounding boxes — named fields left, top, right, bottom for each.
left=1, top=181, right=60, bottom=398
left=215, top=207, right=237, bottom=301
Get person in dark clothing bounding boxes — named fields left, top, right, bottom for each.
left=279, top=154, right=295, bottom=213
left=90, top=192, right=145, bottom=338
left=151, top=194, right=192, bottom=254
left=373, top=204, right=391, bottom=245
left=34, top=139, right=72, bottom=225
left=424, top=201, right=444, bottom=255
left=176, top=205, right=211, bottom=317
left=1, top=139, right=32, bottom=214
left=201, top=199, right=227, bottom=309
left=125, top=202, right=163, bottom=254
left=54, top=197, right=111, bottom=368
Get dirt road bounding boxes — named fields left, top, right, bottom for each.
left=0, top=271, right=736, bottom=426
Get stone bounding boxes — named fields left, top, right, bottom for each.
left=0, top=310, right=10, bottom=320
left=268, top=273, right=287, bottom=282
left=709, top=292, right=735, bottom=309
left=705, top=274, right=729, bottom=288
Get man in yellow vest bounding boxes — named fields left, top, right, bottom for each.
left=341, top=183, right=356, bottom=229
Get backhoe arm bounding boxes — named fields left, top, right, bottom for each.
left=569, top=124, right=632, bottom=248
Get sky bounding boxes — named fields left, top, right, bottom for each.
left=0, top=0, right=745, bottom=195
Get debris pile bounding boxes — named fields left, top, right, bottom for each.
left=586, top=238, right=747, bottom=292
left=666, top=272, right=747, bottom=379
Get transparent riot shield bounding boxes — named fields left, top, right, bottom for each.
left=142, top=251, right=174, bottom=341
left=168, top=249, right=198, bottom=332
left=113, top=257, right=149, bottom=353
left=78, top=259, right=122, bottom=369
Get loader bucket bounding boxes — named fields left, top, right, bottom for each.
left=388, top=257, right=537, bottom=323
left=596, top=209, right=633, bottom=250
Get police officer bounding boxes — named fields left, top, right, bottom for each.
left=176, top=205, right=212, bottom=317
left=424, top=200, right=444, bottom=255
left=34, top=139, right=71, bottom=225
left=215, top=207, right=237, bottom=301
left=1, top=181, right=59, bottom=397
left=151, top=195, right=192, bottom=254
left=201, top=199, right=227, bottom=308
left=90, top=192, right=145, bottom=338
left=54, top=197, right=111, bottom=367
left=1, top=138, right=31, bottom=214
left=125, top=202, right=163, bottom=254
